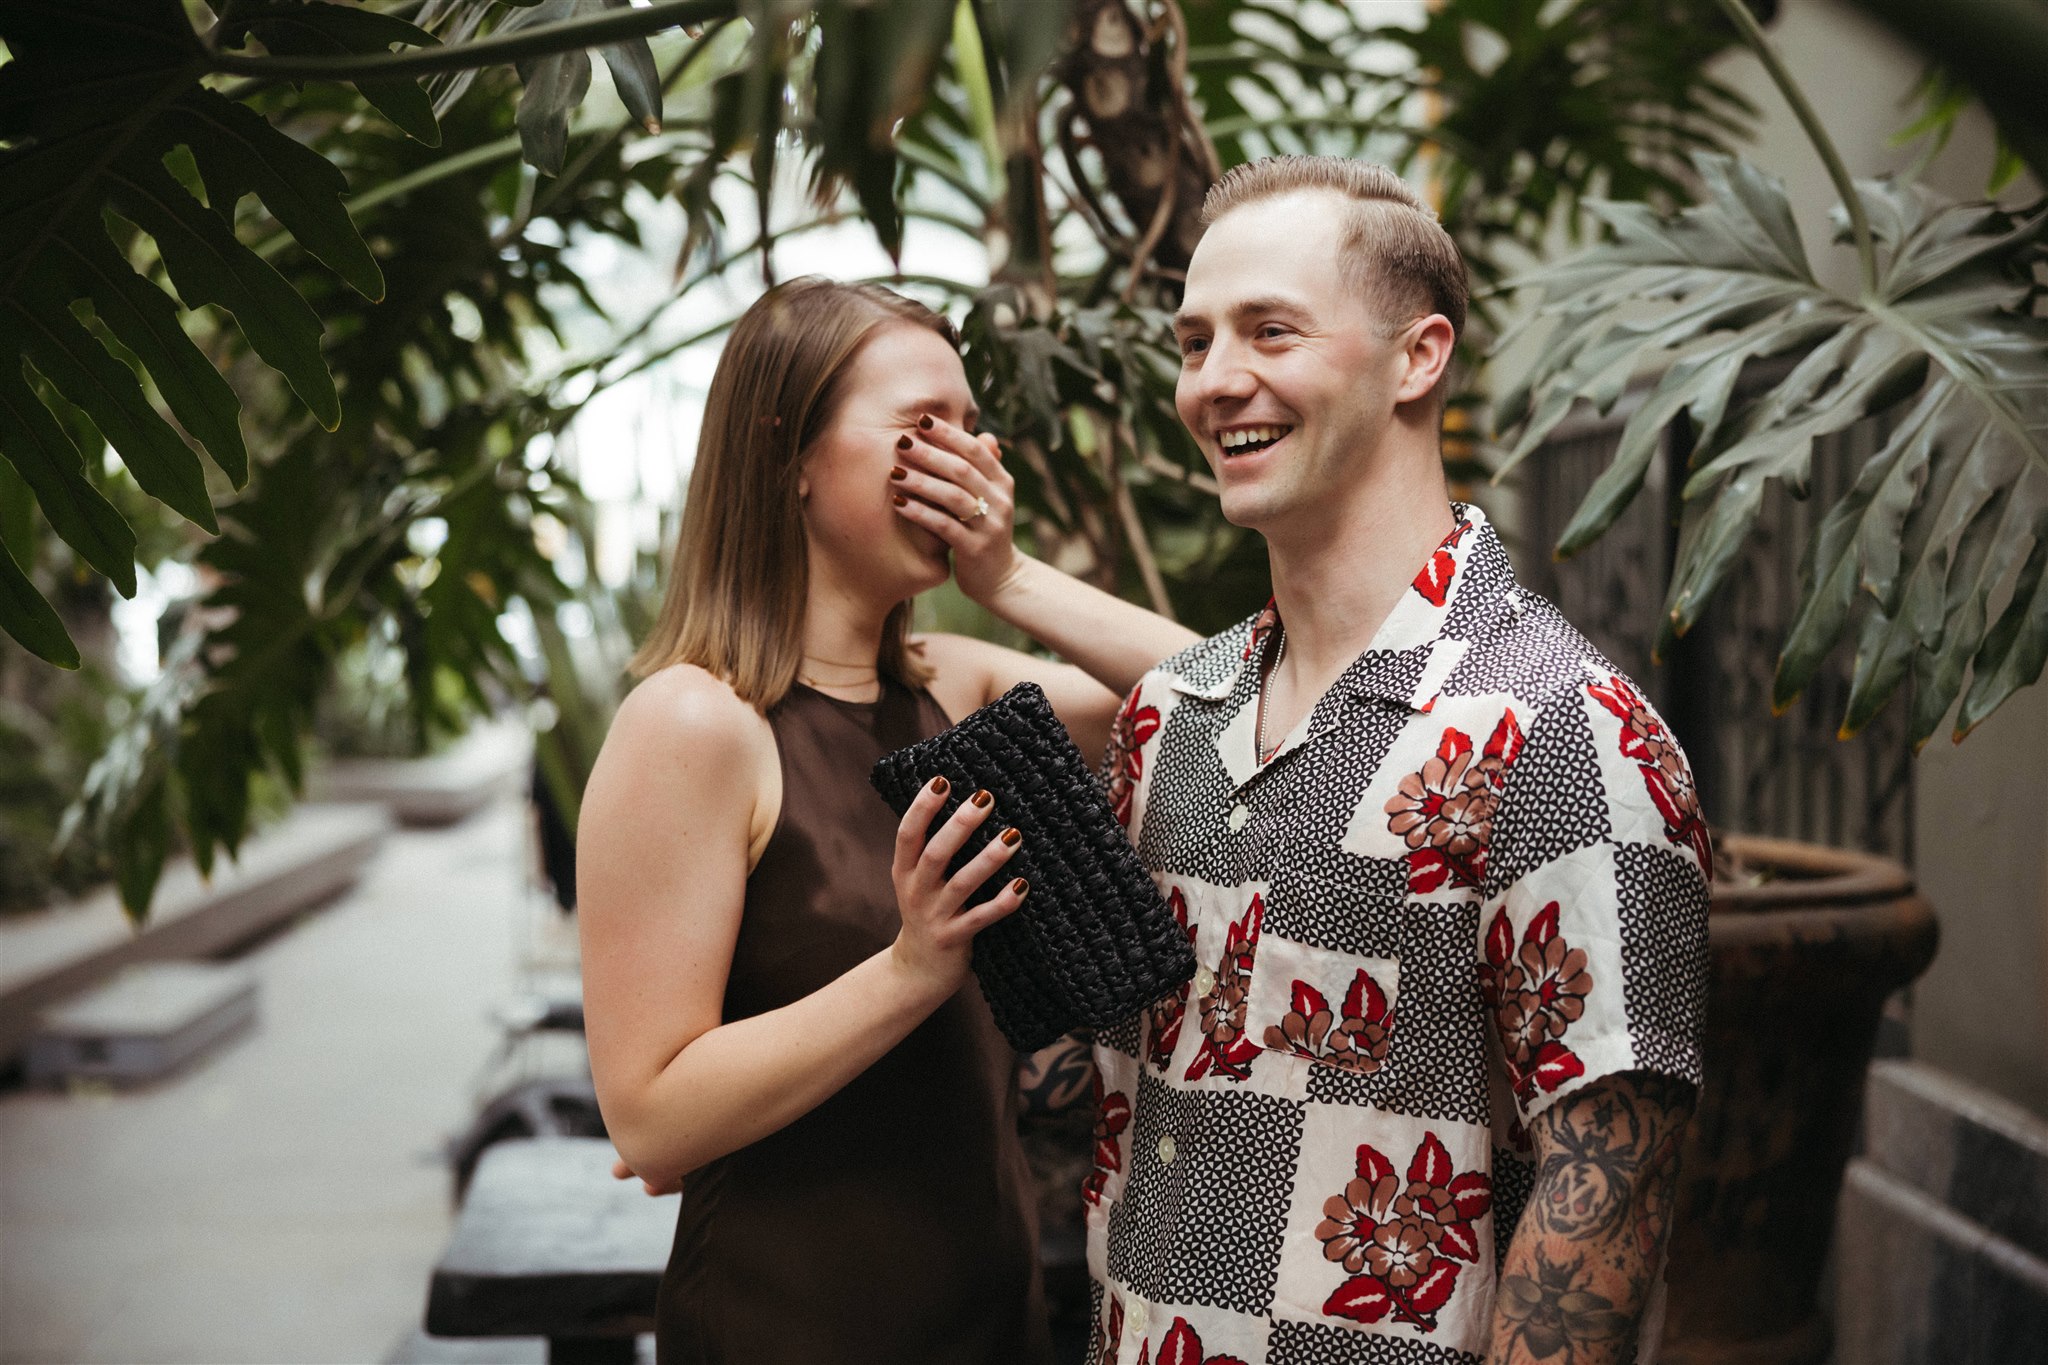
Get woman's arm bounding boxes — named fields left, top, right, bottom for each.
left=917, top=630, right=1123, bottom=762
left=890, top=414, right=1198, bottom=698
left=579, top=666, right=1030, bottom=1189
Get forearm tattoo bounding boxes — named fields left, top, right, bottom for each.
left=1490, top=1072, right=1694, bottom=1364
left=1016, top=1033, right=1095, bottom=1117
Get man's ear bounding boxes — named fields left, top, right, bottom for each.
left=1396, top=314, right=1457, bottom=406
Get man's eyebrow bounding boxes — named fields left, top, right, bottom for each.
left=1227, top=295, right=1313, bottom=324
left=1172, top=297, right=1313, bottom=333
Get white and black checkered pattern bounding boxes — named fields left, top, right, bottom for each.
left=1615, top=842, right=1714, bottom=1079
left=1267, top=1319, right=1484, bottom=1365
left=1089, top=506, right=1711, bottom=1364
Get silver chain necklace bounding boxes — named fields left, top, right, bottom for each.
left=1255, top=623, right=1288, bottom=764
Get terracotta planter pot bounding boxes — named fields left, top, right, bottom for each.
left=1659, top=834, right=1939, bottom=1364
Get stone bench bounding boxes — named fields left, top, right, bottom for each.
left=314, top=720, right=531, bottom=827
left=424, top=1138, right=674, bottom=1365
left=26, top=961, right=257, bottom=1086
left=0, top=802, right=390, bottom=1070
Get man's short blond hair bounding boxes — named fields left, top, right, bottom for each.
left=1201, top=156, right=1467, bottom=345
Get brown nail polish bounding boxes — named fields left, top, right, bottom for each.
left=890, top=465, right=907, bottom=480
left=918, top=414, right=934, bottom=430
left=971, top=788, right=993, bottom=809
left=892, top=494, right=907, bottom=507
left=1011, top=877, right=1029, bottom=896
left=930, top=776, right=949, bottom=795
left=896, top=433, right=913, bottom=450
left=1001, top=827, right=1021, bottom=846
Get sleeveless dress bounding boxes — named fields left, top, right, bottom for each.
left=655, top=678, right=1053, bottom=1365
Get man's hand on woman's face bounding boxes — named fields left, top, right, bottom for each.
left=888, top=414, right=1021, bottom=604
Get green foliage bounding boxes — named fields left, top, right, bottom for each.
left=0, top=675, right=120, bottom=914
left=0, top=0, right=379, bottom=664
left=1495, top=152, right=2048, bottom=746
left=0, top=0, right=1810, bottom=921
left=1370, top=0, right=1760, bottom=286
left=52, top=67, right=685, bottom=918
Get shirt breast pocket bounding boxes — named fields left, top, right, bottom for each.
left=1244, top=874, right=1403, bottom=1078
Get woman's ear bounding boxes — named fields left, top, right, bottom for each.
left=796, top=469, right=811, bottom=503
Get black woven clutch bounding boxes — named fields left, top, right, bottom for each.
left=869, top=682, right=1195, bottom=1053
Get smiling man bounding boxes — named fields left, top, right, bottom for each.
left=1066, top=158, right=1713, bottom=1364
left=902, top=154, right=1713, bottom=1363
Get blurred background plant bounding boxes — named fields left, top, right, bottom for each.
left=1, top=0, right=2034, bottom=923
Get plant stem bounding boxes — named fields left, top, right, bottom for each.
left=209, top=0, right=734, bottom=81
left=1710, top=0, right=1877, bottom=293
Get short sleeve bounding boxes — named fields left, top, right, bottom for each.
left=1476, top=667, right=1711, bottom=1124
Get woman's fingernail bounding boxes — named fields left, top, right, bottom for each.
left=971, top=788, right=993, bottom=808
left=896, top=433, right=913, bottom=450
left=1011, top=877, right=1030, bottom=897
left=892, top=494, right=908, bottom=507
left=1001, top=827, right=1021, bottom=846
left=918, top=414, right=935, bottom=431
left=931, top=776, right=949, bottom=795
left=890, top=465, right=907, bottom=481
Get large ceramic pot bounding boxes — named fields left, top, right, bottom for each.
left=1659, top=834, right=1939, bottom=1364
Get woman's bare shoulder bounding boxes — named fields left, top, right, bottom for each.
left=602, top=664, right=774, bottom=771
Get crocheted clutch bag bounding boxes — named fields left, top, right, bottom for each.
left=869, top=681, right=1195, bottom=1053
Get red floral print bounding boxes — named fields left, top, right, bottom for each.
left=1317, top=1133, right=1492, bottom=1334
left=1410, top=518, right=1474, bottom=607
left=1154, top=1317, right=1249, bottom=1365
left=1096, top=1295, right=1123, bottom=1365
left=1083, top=1071, right=1132, bottom=1206
left=1261, top=965, right=1394, bottom=1074
left=1386, top=710, right=1524, bottom=894
left=1186, top=894, right=1264, bottom=1083
left=1106, top=689, right=1163, bottom=828
left=1482, top=901, right=1592, bottom=1101
left=1587, top=675, right=1712, bottom=873
left=1144, top=888, right=1196, bottom=1072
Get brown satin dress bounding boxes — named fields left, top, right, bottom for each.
left=655, top=678, right=1052, bottom=1365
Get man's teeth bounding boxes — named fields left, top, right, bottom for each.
left=1219, top=425, right=1292, bottom=453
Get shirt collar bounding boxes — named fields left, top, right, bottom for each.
left=1165, top=502, right=1521, bottom=713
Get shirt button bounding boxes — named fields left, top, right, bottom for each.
left=1157, top=1134, right=1177, bottom=1165
left=1228, top=804, right=1249, bottom=832
left=1193, top=965, right=1216, bottom=996
left=1128, top=1299, right=1149, bottom=1334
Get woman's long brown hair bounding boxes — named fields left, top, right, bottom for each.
left=629, top=278, right=954, bottom=709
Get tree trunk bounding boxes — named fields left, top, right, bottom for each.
left=1054, top=0, right=1218, bottom=282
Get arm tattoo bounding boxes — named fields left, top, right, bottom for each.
left=1016, top=1033, right=1094, bottom=1116
left=1495, top=1246, right=1632, bottom=1360
left=1491, top=1072, right=1694, bottom=1364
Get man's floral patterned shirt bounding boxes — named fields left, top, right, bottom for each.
left=1087, top=504, right=1711, bottom=1364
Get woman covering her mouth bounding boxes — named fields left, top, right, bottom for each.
left=576, top=278, right=1147, bottom=1364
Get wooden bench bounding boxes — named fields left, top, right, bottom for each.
left=424, top=1137, right=673, bottom=1365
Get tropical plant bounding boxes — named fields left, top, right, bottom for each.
left=1492, top=0, right=2047, bottom=748
left=1, top=0, right=1767, bottom=917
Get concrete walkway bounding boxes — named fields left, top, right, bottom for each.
left=0, top=794, right=576, bottom=1364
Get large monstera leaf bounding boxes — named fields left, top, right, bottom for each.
left=1495, top=152, right=2048, bottom=746
left=0, top=0, right=396, bottom=666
